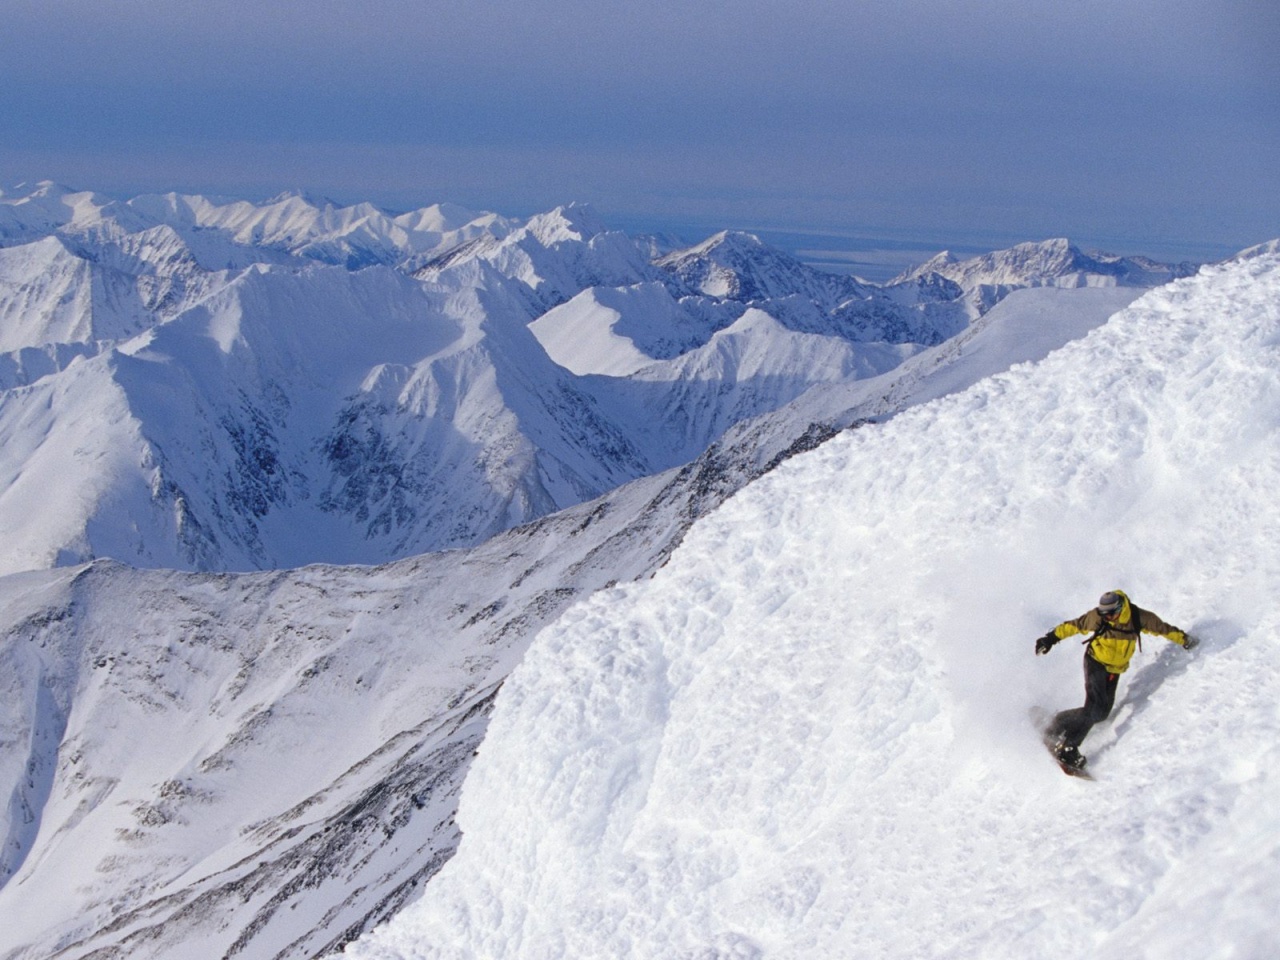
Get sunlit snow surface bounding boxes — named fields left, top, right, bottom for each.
left=349, top=255, right=1280, bottom=959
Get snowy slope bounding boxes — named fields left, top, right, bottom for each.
left=0, top=280, right=1144, bottom=960
left=0, top=230, right=225, bottom=353
left=527, top=282, right=729, bottom=376
left=0, top=481, right=693, bottom=960
left=347, top=253, right=1280, bottom=960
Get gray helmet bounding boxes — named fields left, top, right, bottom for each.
left=1097, top=591, right=1124, bottom=616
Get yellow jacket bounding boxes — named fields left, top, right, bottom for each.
left=1052, top=590, right=1188, bottom=674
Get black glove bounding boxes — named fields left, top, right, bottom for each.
left=1182, top=634, right=1200, bottom=651
left=1035, top=633, right=1058, bottom=656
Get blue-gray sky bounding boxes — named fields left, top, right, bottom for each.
left=1, top=0, right=1276, bottom=262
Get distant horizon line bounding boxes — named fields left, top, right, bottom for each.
left=1, top=177, right=1256, bottom=282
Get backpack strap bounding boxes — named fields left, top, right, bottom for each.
left=1086, top=601, right=1144, bottom=652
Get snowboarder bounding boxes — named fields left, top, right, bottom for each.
left=1035, top=589, right=1197, bottom=773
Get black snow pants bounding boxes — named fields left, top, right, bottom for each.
left=1050, top=650, right=1120, bottom=749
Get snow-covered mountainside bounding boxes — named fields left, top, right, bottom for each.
left=347, top=252, right=1280, bottom=960
left=0, top=281, right=1142, bottom=960
left=0, top=184, right=1194, bottom=578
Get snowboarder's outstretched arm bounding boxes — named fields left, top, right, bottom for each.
left=1132, top=607, right=1198, bottom=649
left=1034, top=611, right=1099, bottom=654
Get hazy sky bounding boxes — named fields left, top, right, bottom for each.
left=1, top=0, right=1276, bottom=259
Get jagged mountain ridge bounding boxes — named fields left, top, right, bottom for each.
left=897, top=237, right=1200, bottom=315
left=0, top=181, right=512, bottom=271
left=897, top=237, right=1199, bottom=288
left=0, top=183, right=1198, bottom=576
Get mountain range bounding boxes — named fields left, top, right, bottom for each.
left=0, top=182, right=1197, bottom=578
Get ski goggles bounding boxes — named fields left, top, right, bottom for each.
left=1097, top=592, right=1124, bottom=618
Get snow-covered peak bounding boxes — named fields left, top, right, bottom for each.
left=415, top=203, right=653, bottom=306
left=682, top=229, right=765, bottom=257
left=262, top=188, right=339, bottom=207
left=522, top=202, right=610, bottom=245
left=908, top=249, right=959, bottom=275
left=0, top=182, right=144, bottom=240
left=656, top=230, right=872, bottom=305
left=393, top=201, right=491, bottom=235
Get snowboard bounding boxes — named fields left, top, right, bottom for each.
left=1029, top=707, right=1095, bottom=780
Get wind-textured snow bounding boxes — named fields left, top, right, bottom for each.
left=347, top=253, right=1280, bottom=960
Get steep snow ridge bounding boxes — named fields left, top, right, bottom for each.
left=348, top=254, right=1280, bottom=960
left=671, top=308, right=911, bottom=383
left=0, top=260, right=470, bottom=576
left=0, top=352, right=169, bottom=572
left=315, top=272, right=654, bottom=558
left=113, top=263, right=469, bottom=569
left=0, top=224, right=238, bottom=354
left=585, top=310, right=916, bottom=468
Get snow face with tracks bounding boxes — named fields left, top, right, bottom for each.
left=349, top=255, right=1280, bottom=960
